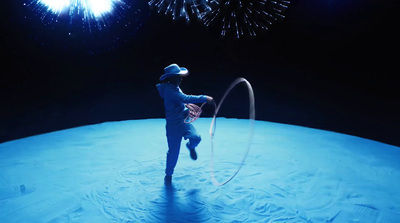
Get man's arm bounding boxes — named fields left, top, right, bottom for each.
left=176, top=91, right=207, bottom=104
left=174, top=88, right=213, bottom=104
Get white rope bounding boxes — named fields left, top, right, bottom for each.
left=209, top=77, right=256, bottom=186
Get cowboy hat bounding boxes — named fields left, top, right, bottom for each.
left=159, top=63, right=189, bottom=81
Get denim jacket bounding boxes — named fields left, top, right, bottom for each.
left=157, top=83, right=207, bottom=124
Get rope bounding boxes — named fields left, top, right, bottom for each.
left=209, top=77, right=255, bottom=186
left=184, top=103, right=206, bottom=124
left=182, top=77, right=255, bottom=186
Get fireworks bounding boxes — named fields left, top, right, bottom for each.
left=25, top=0, right=127, bottom=31
left=22, top=0, right=148, bottom=52
left=38, top=0, right=114, bottom=17
left=148, top=0, right=211, bottom=23
left=21, top=0, right=291, bottom=52
left=202, top=0, right=290, bottom=38
left=148, top=0, right=290, bottom=38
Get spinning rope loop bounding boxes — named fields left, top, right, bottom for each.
left=182, top=77, right=255, bottom=186
left=209, top=77, right=255, bottom=186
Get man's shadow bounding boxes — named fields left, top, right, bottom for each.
left=162, top=182, right=207, bottom=223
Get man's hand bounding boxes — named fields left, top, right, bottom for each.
left=206, top=96, right=214, bottom=104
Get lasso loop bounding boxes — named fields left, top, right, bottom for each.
left=182, top=77, right=255, bottom=186
left=209, top=77, right=255, bottom=186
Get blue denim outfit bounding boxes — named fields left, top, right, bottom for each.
left=157, top=83, right=207, bottom=176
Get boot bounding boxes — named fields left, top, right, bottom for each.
left=186, top=142, right=197, bottom=160
left=189, top=148, right=197, bottom=160
left=164, top=175, right=172, bottom=186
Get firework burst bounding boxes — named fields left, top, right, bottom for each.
left=148, top=0, right=211, bottom=23
left=22, top=0, right=148, bottom=52
left=25, top=0, right=127, bottom=32
left=202, top=0, right=290, bottom=38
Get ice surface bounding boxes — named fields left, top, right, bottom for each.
left=1, top=118, right=399, bottom=222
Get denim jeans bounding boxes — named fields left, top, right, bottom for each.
left=165, top=122, right=201, bottom=176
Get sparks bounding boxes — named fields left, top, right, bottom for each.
left=38, top=0, right=117, bottom=17
left=148, top=0, right=211, bottom=23
left=22, top=0, right=148, bottom=53
left=24, top=0, right=131, bottom=33
left=202, top=0, right=290, bottom=38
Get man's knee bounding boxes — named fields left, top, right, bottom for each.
left=193, top=134, right=201, bottom=144
left=188, top=134, right=201, bottom=149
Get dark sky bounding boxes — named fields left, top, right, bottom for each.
left=1, top=0, right=399, bottom=146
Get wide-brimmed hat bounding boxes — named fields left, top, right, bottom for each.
left=159, top=63, right=189, bottom=81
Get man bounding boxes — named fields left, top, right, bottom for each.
left=156, top=64, right=213, bottom=184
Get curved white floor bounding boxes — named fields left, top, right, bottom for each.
left=1, top=118, right=399, bottom=222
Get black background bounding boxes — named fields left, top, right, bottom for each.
left=1, top=0, right=399, bottom=146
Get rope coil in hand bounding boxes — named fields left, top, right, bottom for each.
left=184, top=103, right=205, bottom=124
